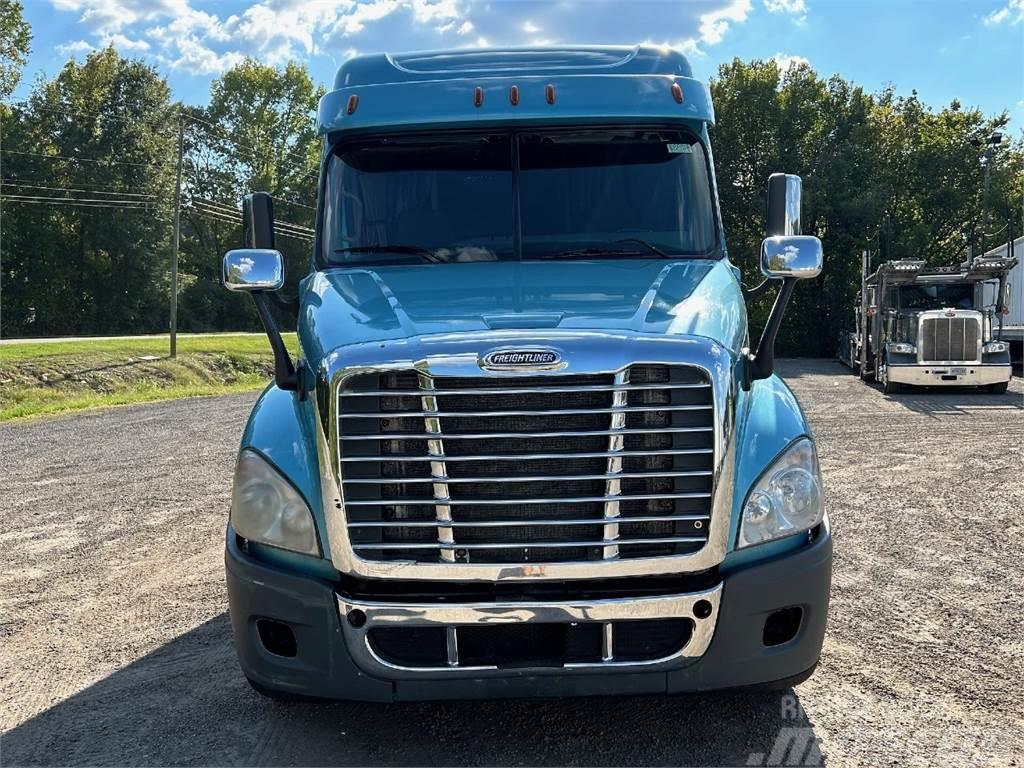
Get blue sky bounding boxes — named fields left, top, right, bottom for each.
left=13, top=0, right=1024, bottom=128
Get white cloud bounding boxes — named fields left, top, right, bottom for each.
left=772, top=52, right=810, bottom=71
left=170, top=35, right=244, bottom=74
left=698, top=0, right=753, bottom=45
left=983, top=0, right=1023, bottom=24
left=642, top=38, right=705, bottom=58
left=45, top=0, right=757, bottom=80
left=764, top=0, right=806, bottom=16
left=56, top=39, right=96, bottom=56
left=49, top=0, right=191, bottom=35
left=103, top=33, right=151, bottom=51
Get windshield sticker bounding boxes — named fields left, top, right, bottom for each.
left=667, top=143, right=692, bottom=154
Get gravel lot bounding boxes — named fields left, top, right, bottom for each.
left=1, top=359, right=1022, bottom=767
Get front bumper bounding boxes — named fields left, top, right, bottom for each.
left=887, top=363, right=1011, bottom=387
left=225, top=527, right=832, bottom=702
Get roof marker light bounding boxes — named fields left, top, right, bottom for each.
left=509, top=85, right=520, bottom=106
left=346, top=94, right=359, bottom=115
left=545, top=84, right=556, bottom=105
left=671, top=82, right=684, bottom=104
left=474, top=87, right=483, bottom=107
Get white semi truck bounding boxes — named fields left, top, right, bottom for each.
left=840, top=251, right=1017, bottom=394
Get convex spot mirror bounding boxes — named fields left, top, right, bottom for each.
left=223, top=248, right=285, bottom=292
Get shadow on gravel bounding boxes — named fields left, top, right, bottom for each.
left=883, top=387, right=1023, bottom=415
left=1, top=615, right=825, bottom=767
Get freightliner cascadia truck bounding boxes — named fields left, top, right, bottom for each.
left=221, top=45, right=831, bottom=701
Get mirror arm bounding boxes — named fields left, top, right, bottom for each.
left=252, top=292, right=299, bottom=392
left=744, top=277, right=797, bottom=389
left=742, top=278, right=774, bottom=300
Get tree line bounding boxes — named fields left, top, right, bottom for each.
left=0, top=2, right=1021, bottom=353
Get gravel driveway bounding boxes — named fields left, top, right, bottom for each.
left=1, top=359, right=1021, bottom=767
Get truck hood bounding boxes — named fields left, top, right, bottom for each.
left=299, top=259, right=746, bottom=368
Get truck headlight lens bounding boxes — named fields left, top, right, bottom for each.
left=738, top=438, right=823, bottom=549
left=231, top=450, right=319, bottom=556
left=983, top=341, right=1008, bottom=354
left=888, top=342, right=916, bottom=355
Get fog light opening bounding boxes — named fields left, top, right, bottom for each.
left=763, top=606, right=803, bottom=647
left=256, top=619, right=297, bottom=658
left=693, top=599, right=713, bottom=620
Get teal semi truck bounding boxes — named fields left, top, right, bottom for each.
left=221, top=45, right=831, bottom=701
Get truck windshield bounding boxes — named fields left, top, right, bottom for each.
left=321, top=128, right=717, bottom=266
left=898, top=283, right=974, bottom=311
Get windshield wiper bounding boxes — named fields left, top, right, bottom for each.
left=541, top=247, right=644, bottom=260
left=615, top=238, right=671, bottom=258
left=333, top=245, right=448, bottom=264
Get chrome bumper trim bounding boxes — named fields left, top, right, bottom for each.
left=337, top=582, right=723, bottom=679
left=888, top=364, right=1011, bottom=386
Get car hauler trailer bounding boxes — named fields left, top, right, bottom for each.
left=840, top=250, right=1017, bottom=394
left=980, top=235, right=1023, bottom=364
left=220, top=45, right=831, bottom=702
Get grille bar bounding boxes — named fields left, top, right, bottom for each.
left=340, top=383, right=711, bottom=397
left=341, top=404, right=712, bottom=418
left=337, top=364, right=715, bottom=565
left=343, top=470, right=714, bottom=485
left=602, top=370, right=629, bottom=559
left=344, top=492, right=711, bottom=506
left=341, top=426, right=713, bottom=441
left=341, top=448, right=713, bottom=463
left=348, top=514, right=710, bottom=528
left=419, top=374, right=456, bottom=563
left=353, top=536, right=707, bottom=551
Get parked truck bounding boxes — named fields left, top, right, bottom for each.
left=979, top=235, right=1023, bottom=364
left=839, top=250, right=1017, bottom=394
left=221, top=45, right=831, bottom=702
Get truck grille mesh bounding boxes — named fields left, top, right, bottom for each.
left=336, top=365, right=715, bottom=564
left=919, top=316, right=979, bottom=362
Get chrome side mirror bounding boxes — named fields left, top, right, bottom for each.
left=766, top=173, right=802, bottom=237
left=760, top=236, right=823, bottom=279
left=223, top=248, right=285, bottom=292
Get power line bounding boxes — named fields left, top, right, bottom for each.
left=1, top=174, right=157, bottom=194
left=1, top=196, right=154, bottom=209
left=188, top=203, right=313, bottom=241
left=1, top=148, right=175, bottom=169
left=1, top=181, right=157, bottom=199
left=192, top=198, right=313, bottom=236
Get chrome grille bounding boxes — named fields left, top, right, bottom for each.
left=919, top=315, right=980, bottom=362
left=336, top=365, right=715, bottom=564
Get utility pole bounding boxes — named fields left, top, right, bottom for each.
left=972, top=131, right=1003, bottom=261
left=170, top=114, right=184, bottom=358
left=1, top=107, right=4, bottom=341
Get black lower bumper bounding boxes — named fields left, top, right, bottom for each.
left=225, top=528, right=832, bottom=702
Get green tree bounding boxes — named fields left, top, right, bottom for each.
left=178, top=59, right=322, bottom=332
left=0, top=0, right=31, bottom=99
left=2, top=47, right=175, bottom=335
left=710, top=58, right=1022, bottom=356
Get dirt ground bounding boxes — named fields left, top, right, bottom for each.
left=1, top=359, right=1021, bottom=767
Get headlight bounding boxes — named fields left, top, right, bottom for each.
left=888, top=342, right=916, bottom=355
left=231, top=450, right=319, bottom=556
left=738, top=438, right=823, bottom=549
left=983, top=341, right=1008, bottom=354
